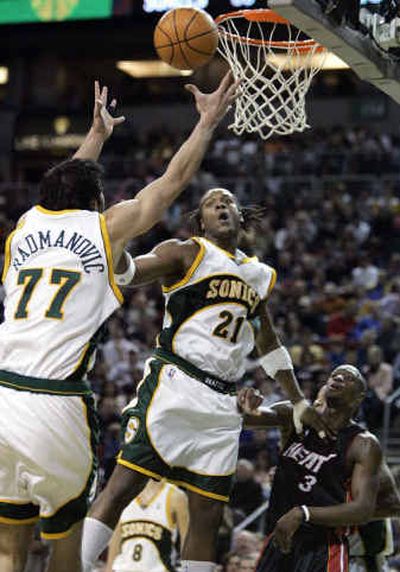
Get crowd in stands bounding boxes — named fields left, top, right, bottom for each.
left=1, top=124, right=400, bottom=570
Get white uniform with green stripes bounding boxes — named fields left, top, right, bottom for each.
left=119, top=236, right=276, bottom=501
left=112, top=482, right=178, bottom=572
left=160, top=236, right=276, bottom=382
left=0, top=205, right=122, bottom=537
left=0, top=205, right=122, bottom=379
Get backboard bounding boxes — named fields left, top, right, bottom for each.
left=269, top=0, right=400, bottom=104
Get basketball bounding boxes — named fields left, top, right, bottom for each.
left=154, top=7, right=219, bottom=71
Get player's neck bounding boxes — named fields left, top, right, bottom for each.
left=322, top=402, right=353, bottom=431
left=203, top=232, right=238, bottom=255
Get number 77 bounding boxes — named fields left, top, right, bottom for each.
left=14, top=268, right=81, bottom=320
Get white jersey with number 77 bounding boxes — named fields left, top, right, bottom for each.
left=0, top=205, right=122, bottom=380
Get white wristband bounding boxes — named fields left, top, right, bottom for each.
left=300, top=505, right=310, bottom=522
left=259, top=346, right=294, bottom=379
left=293, top=398, right=309, bottom=434
left=115, top=252, right=136, bottom=286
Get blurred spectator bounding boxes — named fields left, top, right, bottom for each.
left=102, top=318, right=139, bottom=369
left=231, top=530, right=262, bottom=558
left=352, top=254, right=380, bottom=291
left=222, top=552, right=241, bottom=572
left=230, top=460, right=264, bottom=532
left=366, top=345, right=394, bottom=401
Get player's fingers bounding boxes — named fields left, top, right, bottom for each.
left=95, top=98, right=104, bottom=111
left=184, top=83, right=201, bottom=97
left=217, top=70, right=234, bottom=93
left=94, top=80, right=100, bottom=102
left=101, top=85, right=108, bottom=105
left=114, top=115, right=126, bottom=125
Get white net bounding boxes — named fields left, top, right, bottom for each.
left=216, top=11, right=326, bottom=140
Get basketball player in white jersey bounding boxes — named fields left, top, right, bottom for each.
left=82, top=188, right=333, bottom=572
left=105, top=479, right=188, bottom=572
left=0, top=74, right=239, bottom=572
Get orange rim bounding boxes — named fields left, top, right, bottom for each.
left=216, top=9, right=325, bottom=52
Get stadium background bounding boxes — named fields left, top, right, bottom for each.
left=1, top=0, right=400, bottom=570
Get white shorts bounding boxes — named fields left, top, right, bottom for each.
left=0, top=380, right=97, bottom=538
left=118, top=357, right=242, bottom=501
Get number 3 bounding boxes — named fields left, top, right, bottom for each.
left=298, top=475, right=317, bottom=492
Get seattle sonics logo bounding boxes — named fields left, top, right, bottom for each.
left=31, top=0, right=79, bottom=21
left=124, top=417, right=140, bottom=444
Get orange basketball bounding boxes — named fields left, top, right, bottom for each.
left=154, top=8, right=219, bottom=71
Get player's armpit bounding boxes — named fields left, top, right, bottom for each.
left=373, top=461, right=400, bottom=518
left=308, top=433, right=382, bottom=527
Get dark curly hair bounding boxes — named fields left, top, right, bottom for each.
left=39, top=159, right=104, bottom=211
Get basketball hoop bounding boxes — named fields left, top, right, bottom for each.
left=216, top=9, right=327, bottom=140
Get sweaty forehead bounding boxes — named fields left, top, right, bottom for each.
left=332, top=364, right=367, bottom=392
left=200, top=188, right=236, bottom=207
left=332, top=365, right=359, bottom=380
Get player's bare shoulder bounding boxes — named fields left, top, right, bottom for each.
left=348, top=429, right=382, bottom=467
left=157, top=237, right=202, bottom=286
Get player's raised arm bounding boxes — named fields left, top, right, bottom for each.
left=104, top=72, right=239, bottom=264
left=73, top=80, right=125, bottom=161
left=256, top=301, right=334, bottom=438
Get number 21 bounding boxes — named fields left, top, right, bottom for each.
left=212, top=310, right=245, bottom=344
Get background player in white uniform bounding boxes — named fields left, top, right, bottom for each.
left=0, top=75, right=238, bottom=572
left=105, top=479, right=188, bottom=572
left=82, top=188, right=332, bottom=572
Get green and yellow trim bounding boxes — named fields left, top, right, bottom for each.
left=0, top=369, right=91, bottom=395
left=41, top=528, right=75, bottom=540
left=99, top=214, right=124, bottom=305
left=1, top=216, right=26, bottom=283
left=0, top=500, right=39, bottom=525
left=117, top=457, right=163, bottom=481
left=162, top=237, right=205, bottom=293
left=0, top=515, right=39, bottom=525
left=266, top=267, right=277, bottom=297
left=169, top=480, right=229, bottom=503
left=35, top=205, right=81, bottom=216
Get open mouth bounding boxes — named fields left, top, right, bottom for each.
left=329, top=382, right=345, bottom=391
left=218, top=211, right=229, bottom=222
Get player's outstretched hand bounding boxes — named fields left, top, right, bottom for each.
left=237, top=387, right=263, bottom=415
left=185, top=71, right=240, bottom=129
left=300, top=405, right=336, bottom=440
left=272, top=507, right=303, bottom=554
left=92, top=80, right=126, bottom=141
